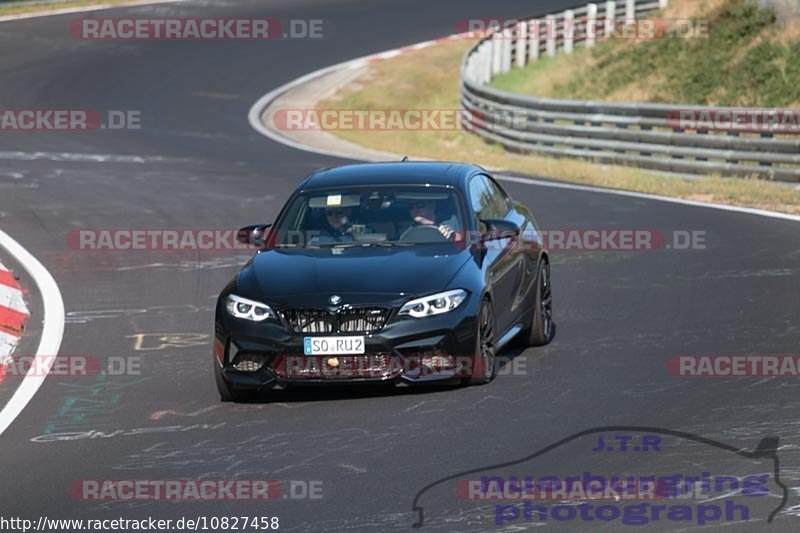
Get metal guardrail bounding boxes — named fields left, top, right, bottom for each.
left=460, top=0, right=800, bottom=181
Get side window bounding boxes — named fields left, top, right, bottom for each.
left=484, top=176, right=511, bottom=219
left=469, top=175, right=510, bottom=221
left=468, top=176, right=492, bottom=220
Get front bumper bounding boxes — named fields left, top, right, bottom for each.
left=214, top=299, right=479, bottom=390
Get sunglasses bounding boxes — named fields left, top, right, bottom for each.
left=325, top=209, right=346, bottom=216
left=411, top=201, right=434, bottom=209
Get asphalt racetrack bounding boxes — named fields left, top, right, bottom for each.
left=0, top=0, right=799, bottom=531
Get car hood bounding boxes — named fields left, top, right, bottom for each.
left=236, top=246, right=471, bottom=304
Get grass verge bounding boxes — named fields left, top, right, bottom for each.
left=316, top=38, right=800, bottom=215
left=491, top=0, right=800, bottom=107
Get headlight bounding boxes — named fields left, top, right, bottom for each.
left=226, top=294, right=276, bottom=321
left=399, top=289, right=467, bottom=318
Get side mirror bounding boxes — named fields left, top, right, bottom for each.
left=236, top=224, right=271, bottom=247
left=479, top=219, right=520, bottom=242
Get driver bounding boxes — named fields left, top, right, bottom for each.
left=402, top=199, right=459, bottom=240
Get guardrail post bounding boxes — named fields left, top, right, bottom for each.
left=604, top=1, right=616, bottom=39
left=492, top=33, right=502, bottom=75
left=516, top=21, right=528, bottom=68
left=469, top=47, right=477, bottom=83
left=483, top=42, right=492, bottom=83
left=545, top=17, right=557, bottom=57
left=586, top=3, right=598, bottom=47
left=476, top=44, right=484, bottom=83
left=501, top=35, right=512, bottom=73
left=626, top=0, right=636, bottom=23
left=564, top=10, right=575, bottom=54
left=529, top=20, right=541, bottom=61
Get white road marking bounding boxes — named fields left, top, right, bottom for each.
left=0, top=151, right=183, bottom=164
left=0, top=0, right=185, bottom=23
left=0, top=229, right=65, bottom=437
left=497, top=175, right=800, bottom=224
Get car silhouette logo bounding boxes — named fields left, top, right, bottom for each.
left=411, top=425, right=787, bottom=528
left=329, top=295, right=342, bottom=305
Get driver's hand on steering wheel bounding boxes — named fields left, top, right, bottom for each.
left=438, top=224, right=454, bottom=239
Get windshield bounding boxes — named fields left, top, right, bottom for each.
left=271, top=186, right=465, bottom=248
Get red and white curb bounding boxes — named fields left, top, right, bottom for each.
left=0, top=229, right=64, bottom=437
left=0, top=261, right=30, bottom=383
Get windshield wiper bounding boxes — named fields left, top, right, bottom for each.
left=338, top=241, right=415, bottom=248
left=373, top=241, right=414, bottom=247
left=275, top=243, right=321, bottom=249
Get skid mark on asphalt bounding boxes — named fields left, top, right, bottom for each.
left=471, top=395, right=507, bottom=407
left=44, top=250, right=251, bottom=273
left=403, top=399, right=456, bottom=413
left=338, top=463, right=367, bottom=474
left=149, top=405, right=222, bottom=420
left=110, top=427, right=413, bottom=473
left=66, top=304, right=212, bottom=324
left=31, top=421, right=228, bottom=443
left=115, top=258, right=247, bottom=271
left=191, top=91, right=239, bottom=100
left=270, top=402, right=312, bottom=409
left=0, top=151, right=190, bottom=164
left=695, top=268, right=800, bottom=279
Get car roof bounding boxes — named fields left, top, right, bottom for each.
left=300, top=162, right=486, bottom=190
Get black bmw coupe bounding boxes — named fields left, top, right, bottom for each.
left=214, top=162, right=553, bottom=401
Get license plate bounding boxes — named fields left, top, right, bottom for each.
left=304, top=336, right=365, bottom=355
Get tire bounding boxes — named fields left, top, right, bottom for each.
left=527, top=259, right=553, bottom=347
left=214, top=360, right=255, bottom=402
left=464, top=298, right=497, bottom=385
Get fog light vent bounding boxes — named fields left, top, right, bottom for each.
left=232, top=353, right=266, bottom=372
left=421, top=353, right=456, bottom=370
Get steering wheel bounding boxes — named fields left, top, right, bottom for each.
left=398, top=224, right=448, bottom=242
